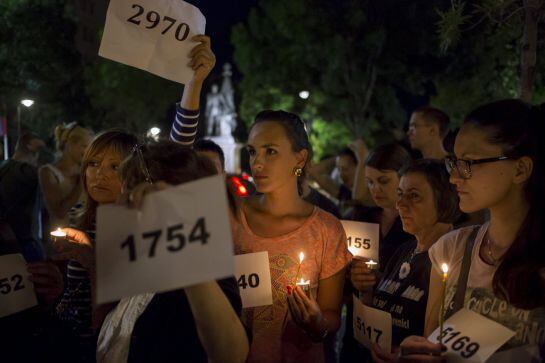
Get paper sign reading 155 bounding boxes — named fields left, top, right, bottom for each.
left=428, top=309, right=515, bottom=363
left=96, top=175, right=234, bottom=304
left=99, top=0, right=206, bottom=85
left=341, top=220, right=379, bottom=260
left=234, top=252, right=273, bottom=308
left=353, top=295, right=392, bottom=351
left=0, top=254, right=37, bottom=318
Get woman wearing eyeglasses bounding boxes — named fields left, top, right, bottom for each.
left=398, top=100, right=545, bottom=363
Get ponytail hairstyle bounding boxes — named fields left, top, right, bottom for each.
left=250, top=110, right=313, bottom=195
left=464, top=99, right=545, bottom=309
left=54, top=122, right=90, bottom=151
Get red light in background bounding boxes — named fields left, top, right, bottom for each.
left=238, top=185, right=248, bottom=196
left=241, top=173, right=250, bottom=181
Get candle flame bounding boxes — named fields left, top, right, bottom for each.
left=299, top=252, right=304, bottom=263
left=299, top=278, right=305, bottom=284
left=50, top=227, right=66, bottom=237
left=367, top=259, right=377, bottom=264
left=441, top=263, right=449, bottom=274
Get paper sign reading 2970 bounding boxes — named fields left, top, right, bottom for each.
left=234, top=252, right=273, bottom=308
left=99, top=0, right=206, bottom=85
left=428, top=308, right=515, bottom=363
left=341, top=220, right=379, bottom=260
left=96, top=175, right=234, bottom=304
left=0, top=254, right=37, bottom=318
left=353, top=296, right=392, bottom=351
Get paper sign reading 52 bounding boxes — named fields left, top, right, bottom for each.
left=341, top=220, right=379, bottom=260
left=353, top=295, right=392, bottom=351
left=428, top=308, right=515, bottom=363
left=0, top=254, right=37, bottom=318
left=234, top=252, right=273, bottom=308
left=96, top=175, right=234, bottom=304
left=99, top=0, right=206, bottom=85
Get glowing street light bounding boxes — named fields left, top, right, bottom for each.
left=17, top=99, right=35, bottom=139
left=299, top=90, right=310, bottom=100
left=149, top=127, right=161, bottom=136
left=21, top=99, right=34, bottom=107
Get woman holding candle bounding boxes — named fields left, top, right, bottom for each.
left=229, top=110, right=352, bottom=363
left=400, top=100, right=545, bottom=362
left=358, top=159, right=459, bottom=362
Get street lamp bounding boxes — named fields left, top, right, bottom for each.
left=147, top=126, right=161, bottom=141
left=299, top=90, right=310, bottom=100
left=17, top=99, right=35, bottom=139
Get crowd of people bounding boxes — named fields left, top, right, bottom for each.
left=1, top=35, right=544, bottom=363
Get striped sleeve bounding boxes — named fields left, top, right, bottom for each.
left=170, top=103, right=199, bottom=146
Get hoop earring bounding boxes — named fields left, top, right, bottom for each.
left=293, top=167, right=303, bottom=177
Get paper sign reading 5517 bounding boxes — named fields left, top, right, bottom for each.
left=96, top=175, right=234, bottom=304
left=353, top=296, right=392, bottom=351
left=428, top=308, right=515, bottom=363
left=99, top=0, right=206, bottom=85
left=341, top=220, right=379, bottom=260
left=0, top=254, right=37, bottom=318
left=234, top=252, right=273, bottom=308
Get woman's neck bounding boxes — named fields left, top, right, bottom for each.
left=488, top=187, right=529, bottom=251
left=415, top=223, right=453, bottom=252
left=258, top=184, right=306, bottom=217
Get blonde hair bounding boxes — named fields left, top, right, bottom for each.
left=54, top=122, right=90, bottom=151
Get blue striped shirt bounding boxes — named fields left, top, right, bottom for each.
left=169, top=103, right=199, bottom=146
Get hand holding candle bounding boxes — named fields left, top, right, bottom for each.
left=439, top=263, right=449, bottom=344
left=296, top=278, right=311, bottom=297
left=293, top=252, right=304, bottom=286
left=365, top=259, right=378, bottom=271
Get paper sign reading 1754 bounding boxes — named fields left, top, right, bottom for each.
left=341, top=220, right=379, bottom=260
left=353, top=295, right=392, bottom=351
left=234, top=252, right=273, bottom=308
left=428, top=308, right=515, bottom=363
left=96, top=175, right=234, bottom=304
left=0, top=254, right=37, bottom=318
left=99, top=0, right=206, bottom=85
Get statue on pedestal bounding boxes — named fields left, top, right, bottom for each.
left=205, top=64, right=237, bottom=140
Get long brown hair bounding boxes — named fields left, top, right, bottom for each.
left=79, top=130, right=137, bottom=230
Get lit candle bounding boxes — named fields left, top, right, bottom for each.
left=439, top=263, right=449, bottom=344
left=50, top=228, right=66, bottom=240
left=296, top=278, right=311, bottom=297
left=365, top=259, right=379, bottom=271
left=293, top=252, right=304, bottom=286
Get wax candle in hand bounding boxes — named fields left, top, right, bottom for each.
left=439, top=263, right=449, bottom=344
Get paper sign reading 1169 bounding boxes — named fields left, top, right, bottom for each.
left=234, top=252, right=273, bottom=308
left=341, top=220, right=379, bottom=260
left=96, top=175, right=234, bottom=304
left=99, top=0, right=206, bottom=85
left=428, top=308, right=515, bottom=363
left=0, top=254, right=37, bottom=318
left=353, top=295, right=392, bottom=351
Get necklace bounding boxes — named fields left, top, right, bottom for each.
left=398, top=247, right=424, bottom=280
left=485, top=234, right=499, bottom=266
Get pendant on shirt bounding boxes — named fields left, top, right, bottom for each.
left=399, top=262, right=411, bottom=280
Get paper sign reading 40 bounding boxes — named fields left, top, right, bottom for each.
left=341, top=220, right=379, bottom=260
left=0, top=254, right=37, bottom=318
left=99, top=0, right=206, bottom=85
left=428, top=308, right=515, bottom=363
left=96, top=175, right=234, bottom=304
left=234, top=252, right=273, bottom=308
left=353, top=295, right=392, bottom=351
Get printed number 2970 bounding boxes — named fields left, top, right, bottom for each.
left=437, top=327, right=480, bottom=359
left=127, top=4, right=190, bottom=41
left=120, top=217, right=210, bottom=262
left=0, top=274, right=25, bottom=295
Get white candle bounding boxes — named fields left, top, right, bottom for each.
left=365, top=259, right=379, bottom=270
left=439, top=263, right=449, bottom=344
left=296, top=278, right=311, bottom=296
left=50, top=228, right=66, bottom=239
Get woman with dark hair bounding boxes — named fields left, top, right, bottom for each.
left=358, top=159, right=459, bottom=362
left=230, top=110, right=352, bottom=362
left=400, top=99, right=545, bottom=362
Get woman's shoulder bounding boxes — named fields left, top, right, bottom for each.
left=429, top=224, right=484, bottom=263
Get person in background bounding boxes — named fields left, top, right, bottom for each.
left=194, top=138, right=225, bottom=175
left=0, top=132, right=45, bottom=261
left=352, top=160, right=459, bottom=362
left=407, top=106, right=450, bottom=160
left=400, top=100, right=545, bottom=363
left=39, top=123, right=92, bottom=229
left=309, top=147, right=358, bottom=217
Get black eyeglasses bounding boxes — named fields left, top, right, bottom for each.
left=444, top=155, right=510, bottom=179
left=132, top=144, right=153, bottom=185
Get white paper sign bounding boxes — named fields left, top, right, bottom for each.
left=96, top=175, right=234, bottom=304
left=234, top=252, right=273, bottom=308
left=428, top=308, right=515, bottom=363
left=341, top=220, right=379, bottom=260
left=99, top=0, right=206, bottom=84
left=0, top=254, right=37, bottom=318
left=353, top=295, right=392, bottom=351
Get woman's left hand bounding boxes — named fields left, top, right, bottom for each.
left=287, top=286, right=325, bottom=339
left=188, top=35, right=216, bottom=85
left=27, top=261, right=64, bottom=306
left=371, top=343, right=400, bottom=363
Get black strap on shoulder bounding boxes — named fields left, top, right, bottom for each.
left=447, top=226, right=480, bottom=318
